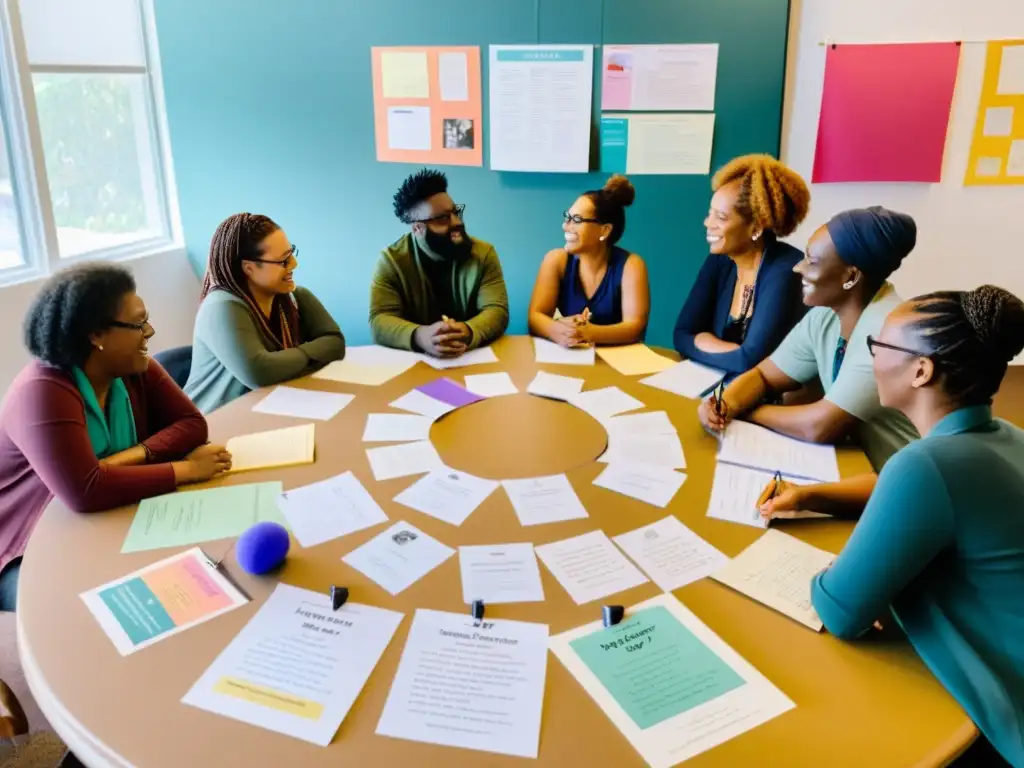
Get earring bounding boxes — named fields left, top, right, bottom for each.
left=599, top=236, right=606, bottom=241
left=752, top=232, right=761, bottom=241
left=842, top=280, right=856, bottom=290
left=97, top=344, right=104, bottom=351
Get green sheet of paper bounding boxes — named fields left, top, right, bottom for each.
left=569, top=605, right=744, bottom=729
left=121, top=482, right=286, bottom=553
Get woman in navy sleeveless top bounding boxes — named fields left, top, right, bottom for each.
left=528, top=176, right=650, bottom=347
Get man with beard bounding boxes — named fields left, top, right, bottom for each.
left=370, top=169, right=509, bottom=357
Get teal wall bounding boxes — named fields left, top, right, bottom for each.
left=153, top=0, right=791, bottom=348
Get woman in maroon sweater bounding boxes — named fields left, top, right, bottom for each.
left=0, top=264, right=232, bottom=611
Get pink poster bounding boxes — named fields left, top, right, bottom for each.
left=602, top=48, right=634, bottom=110
left=812, top=43, right=961, bottom=183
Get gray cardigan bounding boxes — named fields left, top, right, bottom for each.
left=184, top=287, right=345, bottom=413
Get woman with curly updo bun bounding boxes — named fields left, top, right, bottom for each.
left=768, top=285, right=1024, bottom=767
left=674, top=154, right=810, bottom=376
left=528, top=175, right=650, bottom=347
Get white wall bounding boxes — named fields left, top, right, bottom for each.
left=782, top=0, right=1024, bottom=316
left=0, top=249, right=199, bottom=393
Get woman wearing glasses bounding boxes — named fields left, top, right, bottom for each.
left=674, top=155, right=810, bottom=379
left=0, top=264, right=224, bottom=612
left=185, top=213, right=345, bottom=413
left=767, top=285, right=1024, bottom=768
left=528, top=175, right=650, bottom=347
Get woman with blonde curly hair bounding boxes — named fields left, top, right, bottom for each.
left=674, top=154, right=810, bottom=376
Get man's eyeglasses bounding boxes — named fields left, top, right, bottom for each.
left=110, top=318, right=153, bottom=333
left=866, top=335, right=930, bottom=358
left=414, top=204, right=466, bottom=226
left=563, top=211, right=601, bottom=225
left=246, top=245, right=299, bottom=267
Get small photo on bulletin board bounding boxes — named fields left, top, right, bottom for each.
left=371, top=46, right=483, bottom=167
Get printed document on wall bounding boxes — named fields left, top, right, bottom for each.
left=549, top=593, right=793, bottom=767
left=602, top=44, right=719, bottom=111
left=601, top=114, right=715, bottom=175
left=489, top=45, right=593, bottom=172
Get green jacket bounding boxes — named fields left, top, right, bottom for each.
left=369, top=234, right=509, bottom=351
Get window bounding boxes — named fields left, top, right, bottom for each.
left=0, top=0, right=177, bottom=284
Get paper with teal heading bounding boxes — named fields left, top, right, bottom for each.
left=121, top=482, right=286, bottom=553
left=98, top=577, right=175, bottom=645
left=569, top=605, right=744, bottom=729
left=600, top=117, right=629, bottom=173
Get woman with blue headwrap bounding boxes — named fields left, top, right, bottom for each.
left=699, top=206, right=920, bottom=475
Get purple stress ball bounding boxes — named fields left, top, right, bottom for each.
left=236, top=522, right=290, bottom=575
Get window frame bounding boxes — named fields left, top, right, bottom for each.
left=0, top=0, right=181, bottom=288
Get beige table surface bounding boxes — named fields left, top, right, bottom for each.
left=18, top=335, right=974, bottom=767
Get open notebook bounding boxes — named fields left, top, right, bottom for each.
left=226, top=423, right=315, bottom=472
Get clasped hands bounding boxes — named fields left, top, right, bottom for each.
left=414, top=316, right=472, bottom=358
left=550, top=308, right=593, bottom=349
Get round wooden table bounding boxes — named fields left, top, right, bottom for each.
left=17, top=336, right=974, bottom=767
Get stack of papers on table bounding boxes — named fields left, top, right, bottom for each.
left=711, top=529, right=835, bottom=630
left=312, top=345, right=420, bottom=386
left=252, top=386, right=354, bottom=421
left=593, top=462, right=687, bottom=507
left=569, top=386, right=645, bottom=420
left=604, top=410, right=676, bottom=436
left=640, top=359, right=725, bottom=399
left=707, top=463, right=822, bottom=529
left=366, top=440, right=443, bottom=481
left=182, top=584, right=403, bottom=745
left=596, top=344, right=677, bottom=375
left=549, top=593, right=794, bottom=767
left=418, top=346, right=498, bottom=369
left=599, top=432, right=686, bottom=470
left=227, top=423, right=315, bottom=472
left=533, top=337, right=595, bottom=365
left=718, top=420, right=840, bottom=483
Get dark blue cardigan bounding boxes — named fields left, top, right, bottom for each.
left=673, top=240, right=806, bottom=376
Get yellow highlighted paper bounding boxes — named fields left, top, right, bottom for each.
left=227, top=423, right=315, bottom=473
left=213, top=677, right=324, bottom=720
left=380, top=51, right=430, bottom=98
left=312, top=360, right=409, bottom=386
left=965, top=40, right=1024, bottom=186
left=596, top=344, right=677, bottom=376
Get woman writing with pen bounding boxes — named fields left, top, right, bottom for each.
left=761, top=285, right=1024, bottom=767
left=528, top=176, right=650, bottom=348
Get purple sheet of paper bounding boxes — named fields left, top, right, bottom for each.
left=416, top=378, right=484, bottom=407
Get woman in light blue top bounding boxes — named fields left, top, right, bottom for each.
left=766, top=285, right=1024, bottom=767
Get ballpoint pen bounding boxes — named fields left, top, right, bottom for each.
left=713, top=377, right=726, bottom=418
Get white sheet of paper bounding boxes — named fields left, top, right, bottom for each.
left=609, top=113, right=716, bottom=174
left=549, top=593, right=794, bottom=768
left=376, top=609, right=548, bottom=757
left=342, top=521, right=454, bottom=596
left=252, top=386, right=354, bottom=421
left=535, top=530, right=648, bottom=605
left=526, top=370, right=585, bottom=400
left=502, top=474, right=589, bottom=526
left=712, top=529, right=834, bottom=630
left=593, top=462, right=687, bottom=508
left=997, top=43, right=1024, bottom=95
left=489, top=44, right=594, bottom=173
left=613, top=516, right=726, bottom=591
left=984, top=106, right=1015, bottom=137
left=604, top=43, right=719, bottom=111
left=387, top=106, right=431, bottom=151
left=1008, top=139, right=1024, bottom=177
left=80, top=548, right=248, bottom=656
left=312, top=345, right=420, bottom=386
left=976, top=156, right=1003, bottom=177
left=277, top=471, right=388, bottom=548
left=639, top=360, right=724, bottom=399
left=345, top=345, right=422, bottom=368
left=570, top=386, right=645, bottom=420
left=605, top=410, right=676, bottom=436
left=362, top=413, right=433, bottom=442
left=464, top=372, right=518, bottom=397
left=366, top=440, right=443, bottom=482
left=459, top=543, right=545, bottom=604
left=393, top=467, right=499, bottom=526
left=718, top=420, right=839, bottom=482
left=599, top=433, right=686, bottom=470
left=182, top=584, right=402, bottom=746
left=438, top=51, right=469, bottom=101
left=388, top=389, right=455, bottom=419
left=706, top=463, right=821, bottom=530
left=533, top=337, right=595, bottom=365
left=419, top=346, right=498, bottom=369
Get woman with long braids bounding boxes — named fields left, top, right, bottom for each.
left=185, top=213, right=346, bottom=413
left=765, top=285, right=1024, bottom=767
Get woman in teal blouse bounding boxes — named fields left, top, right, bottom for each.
left=769, top=285, right=1024, bottom=766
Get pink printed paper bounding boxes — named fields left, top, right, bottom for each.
left=812, top=43, right=961, bottom=183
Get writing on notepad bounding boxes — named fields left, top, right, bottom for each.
left=718, top=420, right=839, bottom=482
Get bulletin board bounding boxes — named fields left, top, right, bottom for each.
left=964, top=40, right=1024, bottom=186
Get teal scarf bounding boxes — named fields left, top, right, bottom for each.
left=71, top=367, right=138, bottom=458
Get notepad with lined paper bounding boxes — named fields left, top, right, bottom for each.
left=226, top=423, right=315, bottom=472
